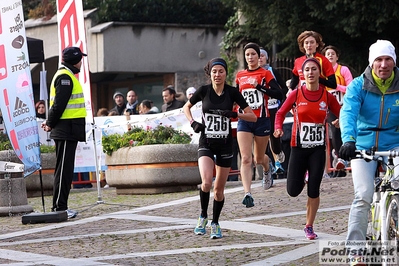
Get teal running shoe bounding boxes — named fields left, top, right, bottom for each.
left=210, top=222, right=222, bottom=239
left=242, top=192, right=254, bottom=208
left=194, top=216, right=208, bottom=235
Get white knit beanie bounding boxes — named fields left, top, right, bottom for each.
left=186, top=87, right=196, bottom=97
left=368, top=40, right=396, bottom=66
left=260, top=48, right=268, bottom=59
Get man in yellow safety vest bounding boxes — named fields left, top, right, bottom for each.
left=41, top=46, right=87, bottom=219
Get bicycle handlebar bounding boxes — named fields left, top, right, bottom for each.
left=356, top=149, right=399, bottom=161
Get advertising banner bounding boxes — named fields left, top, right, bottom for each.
left=57, top=0, right=97, bottom=171
left=73, top=107, right=201, bottom=172
left=0, top=0, right=41, bottom=176
left=56, top=0, right=92, bottom=122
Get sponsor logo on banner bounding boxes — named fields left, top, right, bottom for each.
left=11, top=35, right=24, bottom=48
left=13, top=97, right=29, bottom=117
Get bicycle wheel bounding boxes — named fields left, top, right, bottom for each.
left=386, top=194, right=399, bottom=251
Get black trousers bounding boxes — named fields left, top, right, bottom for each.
left=287, top=146, right=325, bottom=199
left=52, top=139, right=78, bottom=211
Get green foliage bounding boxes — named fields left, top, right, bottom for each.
left=24, top=0, right=399, bottom=77
left=102, top=125, right=192, bottom=156
left=23, top=0, right=56, bottom=20
left=82, top=0, right=233, bottom=25
left=221, top=0, right=399, bottom=75
left=40, top=145, right=56, bottom=153
left=0, top=132, right=11, bottom=151
left=24, top=0, right=233, bottom=25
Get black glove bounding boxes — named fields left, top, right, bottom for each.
left=221, top=110, right=238, bottom=119
left=339, top=142, right=356, bottom=161
left=191, top=121, right=205, bottom=133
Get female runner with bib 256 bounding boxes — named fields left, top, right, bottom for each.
left=183, top=57, right=256, bottom=239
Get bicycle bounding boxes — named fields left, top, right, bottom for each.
left=355, top=149, right=399, bottom=264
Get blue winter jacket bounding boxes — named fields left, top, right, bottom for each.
left=340, top=67, right=399, bottom=151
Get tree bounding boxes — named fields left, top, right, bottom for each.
left=24, top=0, right=233, bottom=26
left=221, top=0, right=399, bottom=75
left=23, top=0, right=55, bottom=20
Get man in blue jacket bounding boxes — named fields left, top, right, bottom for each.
left=339, top=40, right=399, bottom=260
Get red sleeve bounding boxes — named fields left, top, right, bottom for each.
left=327, top=92, right=341, bottom=117
left=320, top=54, right=335, bottom=77
left=275, top=91, right=296, bottom=131
left=292, top=58, right=301, bottom=76
left=265, top=69, right=275, bottom=84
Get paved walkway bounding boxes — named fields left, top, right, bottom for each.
left=0, top=175, right=354, bottom=265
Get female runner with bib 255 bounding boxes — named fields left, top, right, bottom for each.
left=274, top=58, right=341, bottom=240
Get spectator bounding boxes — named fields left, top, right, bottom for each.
left=149, top=100, right=160, bottom=113
left=161, top=85, right=185, bottom=112
left=109, top=91, right=126, bottom=115
left=186, top=87, right=196, bottom=100
left=125, top=90, right=139, bottom=115
left=41, top=46, right=87, bottom=219
left=139, top=99, right=159, bottom=114
left=35, top=100, right=46, bottom=119
left=96, top=108, right=109, bottom=117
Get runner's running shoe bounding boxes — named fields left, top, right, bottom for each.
left=210, top=222, right=222, bottom=239
left=194, top=216, right=208, bottom=235
left=242, top=192, right=254, bottom=208
left=262, top=169, right=272, bottom=190
left=335, top=158, right=348, bottom=170
left=304, top=225, right=318, bottom=240
left=276, top=151, right=285, bottom=163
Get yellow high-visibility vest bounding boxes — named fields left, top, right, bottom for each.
left=50, top=69, right=86, bottom=119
